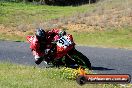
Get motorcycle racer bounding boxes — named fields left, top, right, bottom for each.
left=27, top=28, right=91, bottom=69
left=29, top=28, right=66, bottom=65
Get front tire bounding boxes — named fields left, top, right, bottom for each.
left=68, top=49, right=91, bottom=69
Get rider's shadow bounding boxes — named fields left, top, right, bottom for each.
left=91, top=66, right=115, bottom=71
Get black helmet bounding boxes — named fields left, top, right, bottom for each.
left=36, top=28, right=46, bottom=40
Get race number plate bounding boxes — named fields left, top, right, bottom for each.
left=57, top=36, right=72, bottom=49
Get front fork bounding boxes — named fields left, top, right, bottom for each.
left=64, top=48, right=77, bottom=66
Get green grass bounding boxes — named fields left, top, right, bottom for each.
left=0, top=2, right=94, bottom=27
left=71, top=27, right=132, bottom=49
left=0, top=32, right=25, bottom=42
left=0, top=27, right=132, bottom=49
left=0, top=62, right=123, bottom=88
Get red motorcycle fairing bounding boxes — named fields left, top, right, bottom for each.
left=54, top=44, right=75, bottom=59
left=53, top=34, right=75, bottom=59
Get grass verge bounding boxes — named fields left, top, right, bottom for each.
left=0, top=62, right=125, bottom=88
left=0, top=2, right=94, bottom=27
left=0, top=32, right=25, bottom=42
left=71, top=27, right=132, bottom=49
left=1, top=27, right=132, bottom=49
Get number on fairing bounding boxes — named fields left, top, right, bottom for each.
left=57, top=36, right=72, bottom=48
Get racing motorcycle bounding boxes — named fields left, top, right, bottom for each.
left=27, top=34, right=91, bottom=69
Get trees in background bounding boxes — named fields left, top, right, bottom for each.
left=1, top=0, right=98, bottom=5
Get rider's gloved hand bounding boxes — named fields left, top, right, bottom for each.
left=58, top=30, right=66, bottom=37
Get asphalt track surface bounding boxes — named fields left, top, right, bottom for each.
left=0, top=41, right=132, bottom=82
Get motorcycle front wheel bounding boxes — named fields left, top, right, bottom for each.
left=68, top=48, right=91, bottom=69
